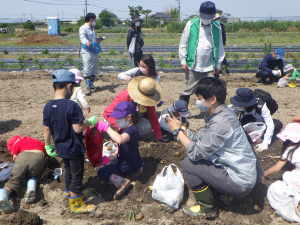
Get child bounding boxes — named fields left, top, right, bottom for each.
left=118, top=54, right=160, bottom=83
left=283, top=64, right=300, bottom=88
left=95, top=101, right=143, bottom=200
left=43, top=69, right=96, bottom=214
left=0, top=136, right=47, bottom=214
left=69, top=69, right=91, bottom=113
left=265, top=123, right=300, bottom=222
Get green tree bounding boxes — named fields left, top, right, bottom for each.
left=99, top=9, right=118, bottom=27
left=77, top=16, right=85, bottom=27
left=170, top=7, right=179, bottom=19
left=141, top=10, right=152, bottom=20
left=23, top=20, right=35, bottom=30
left=128, top=6, right=143, bottom=17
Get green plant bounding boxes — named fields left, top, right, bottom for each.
left=119, top=50, right=123, bottom=55
left=117, top=61, right=124, bottom=69
left=246, top=52, right=255, bottom=58
left=263, top=43, right=272, bottom=55
left=225, top=52, right=229, bottom=58
left=99, top=60, right=104, bottom=69
left=291, top=58, right=298, bottom=67
left=122, top=206, right=136, bottom=221
left=76, top=61, right=83, bottom=69
left=243, top=62, right=251, bottom=70
left=121, top=58, right=127, bottom=66
left=17, top=55, right=26, bottom=63
left=109, top=49, right=117, bottom=55
left=33, top=58, right=39, bottom=64
left=23, top=20, right=35, bottom=30
left=253, top=59, right=259, bottom=65
left=158, top=58, right=165, bottom=69
left=37, top=62, right=44, bottom=69
left=65, top=55, right=74, bottom=65
left=3, top=49, right=8, bottom=55
left=233, top=53, right=239, bottom=59
left=57, top=61, right=64, bottom=69
left=170, top=52, right=176, bottom=58
left=233, top=59, right=239, bottom=64
left=0, top=61, right=5, bottom=68
left=49, top=53, right=60, bottom=58
left=64, top=26, right=74, bottom=32
left=41, top=48, right=49, bottom=55
left=104, top=58, right=111, bottom=65
left=19, top=63, right=25, bottom=69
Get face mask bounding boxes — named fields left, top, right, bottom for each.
left=140, top=67, right=148, bottom=75
left=116, top=118, right=129, bottom=129
left=66, top=87, right=73, bottom=100
left=196, top=99, right=211, bottom=113
left=135, top=21, right=140, bottom=27
left=91, top=20, right=96, bottom=27
left=201, top=18, right=212, bottom=25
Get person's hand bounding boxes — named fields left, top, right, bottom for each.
left=255, top=143, right=268, bottom=152
left=45, top=145, right=58, bottom=157
left=181, top=64, right=188, bottom=73
left=94, top=121, right=109, bottom=132
left=272, top=70, right=280, bottom=77
left=213, top=68, right=220, bottom=74
left=292, top=114, right=300, bottom=123
left=100, top=156, right=110, bottom=166
left=124, top=75, right=132, bottom=82
left=87, top=107, right=91, bottom=113
left=165, top=115, right=182, bottom=132
left=12, top=154, right=17, bottom=163
left=86, top=116, right=97, bottom=126
left=85, top=41, right=91, bottom=47
left=284, top=76, right=289, bottom=80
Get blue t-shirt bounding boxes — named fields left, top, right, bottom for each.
left=117, top=125, right=142, bottom=176
left=43, top=99, right=86, bottom=159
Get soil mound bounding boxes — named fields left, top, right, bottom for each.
left=0, top=210, right=42, bottom=225
left=15, top=34, right=68, bottom=45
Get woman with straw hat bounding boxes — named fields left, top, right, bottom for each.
left=103, top=76, right=163, bottom=141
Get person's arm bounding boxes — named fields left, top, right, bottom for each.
left=127, top=29, right=133, bottom=48
left=118, top=68, right=138, bottom=81
left=146, top=106, right=163, bottom=141
left=278, top=59, right=284, bottom=75
left=260, top=55, right=272, bottom=73
left=79, top=26, right=90, bottom=46
left=106, top=127, right=130, bottom=144
left=44, top=126, right=51, bottom=146
left=179, top=21, right=191, bottom=72
left=264, top=158, right=287, bottom=178
left=72, top=121, right=91, bottom=133
left=292, top=114, right=300, bottom=123
left=261, top=104, right=274, bottom=146
left=215, top=28, right=225, bottom=70
left=289, top=71, right=297, bottom=81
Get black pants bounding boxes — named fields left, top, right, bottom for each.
left=63, top=153, right=84, bottom=194
left=256, top=70, right=280, bottom=83
left=130, top=51, right=143, bottom=68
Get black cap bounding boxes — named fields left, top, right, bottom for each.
left=230, top=88, right=257, bottom=107
left=200, top=1, right=216, bottom=19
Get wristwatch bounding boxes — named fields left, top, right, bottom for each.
left=173, top=128, right=184, bottom=136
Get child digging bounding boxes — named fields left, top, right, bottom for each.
left=96, top=101, right=143, bottom=200
left=43, top=69, right=97, bottom=213
left=0, top=136, right=47, bottom=214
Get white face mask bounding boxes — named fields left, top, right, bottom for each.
left=201, top=18, right=212, bottom=25
left=116, top=118, right=129, bottom=129
left=91, top=20, right=96, bottom=27
left=135, top=21, right=140, bottom=27
left=196, top=99, right=211, bottom=113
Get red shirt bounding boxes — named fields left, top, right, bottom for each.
left=8, top=136, right=47, bottom=156
left=103, top=89, right=163, bottom=141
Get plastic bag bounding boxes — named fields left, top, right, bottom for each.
left=102, top=141, right=117, bottom=157
left=277, top=78, right=288, bottom=88
left=152, top=164, right=184, bottom=209
left=243, top=122, right=266, bottom=143
left=85, top=127, right=103, bottom=166
left=0, top=162, right=14, bottom=182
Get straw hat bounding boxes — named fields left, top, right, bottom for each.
left=127, top=76, right=162, bottom=106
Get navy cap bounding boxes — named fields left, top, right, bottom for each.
left=200, top=1, right=216, bottom=19
left=275, top=48, right=284, bottom=59
left=230, top=88, right=257, bottom=108
left=52, top=69, right=75, bottom=83
left=172, top=100, right=190, bottom=117
left=109, top=101, right=136, bottom=119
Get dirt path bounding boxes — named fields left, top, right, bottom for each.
left=0, top=70, right=298, bottom=224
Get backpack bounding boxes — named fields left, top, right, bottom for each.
left=253, top=89, right=278, bottom=115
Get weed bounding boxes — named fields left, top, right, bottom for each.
left=122, top=206, right=136, bottom=221
left=109, top=49, right=117, bottom=55
left=291, top=58, right=298, bottom=67
left=0, top=61, right=5, bottom=68
left=233, top=53, right=239, bottom=59
left=41, top=48, right=49, bottom=55
left=19, top=63, right=25, bottom=69
left=158, top=58, right=165, bottom=69
left=170, top=52, right=177, bottom=58
left=119, top=50, right=123, bottom=55
left=3, top=49, right=8, bottom=55
left=76, top=61, right=83, bottom=69
left=57, top=61, right=64, bottom=69
left=243, top=62, right=251, bottom=70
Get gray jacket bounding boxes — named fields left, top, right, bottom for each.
left=79, top=24, right=97, bottom=54
left=187, top=104, right=257, bottom=189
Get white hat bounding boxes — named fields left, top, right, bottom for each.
left=284, top=64, right=295, bottom=73
left=69, top=69, right=84, bottom=83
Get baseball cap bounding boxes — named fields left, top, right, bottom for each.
left=275, top=48, right=284, bottom=59
left=52, top=69, right=75, bottom=83
left=172, top=100, right=190, bottom=117
left=200, top=1, right=216, bottom=19
left=109, top=101, right=136, bottom=119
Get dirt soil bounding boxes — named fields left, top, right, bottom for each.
left=15, top=34, right=68, bottom=45
left=0, top=70, right=299, bottom=225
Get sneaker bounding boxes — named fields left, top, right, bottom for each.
left=114, top=179, right=131, bottom=200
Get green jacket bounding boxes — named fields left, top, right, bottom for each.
left=186, top=17, right=221, bottom=69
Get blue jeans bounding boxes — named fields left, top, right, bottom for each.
left=97, top=164, right=124, bottom=181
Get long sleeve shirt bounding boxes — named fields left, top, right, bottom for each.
left=70, top=86, right=89, bottom=109
left=289, top=70, right=300, bottom=81
left=79, top=24, right=97, bottom=53
left=118, top=68, right=161, bottom=84
left=260, top=54, right=283, bottom=74
left=179, top=20, right=225, bottom=72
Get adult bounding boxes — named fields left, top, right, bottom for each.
left=256, top=48, right=284, bottom=84
left=79, top=12, right=102, bottom=95
left=103, top=77, right=163, bottom=141
left=166, top=78, right=257, bottom=218
left=127, top=15, right=144, bottom=68
left=213, top=13, right=228, bottom=77
left=178, top=1, right=225, bottom=105
left=230, top=88, right=283, bottom=152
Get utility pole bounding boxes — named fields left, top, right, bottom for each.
left=85, top=0, right=87, bottom=16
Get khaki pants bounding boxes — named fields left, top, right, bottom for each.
left=181, top=70, right=213, bottom=96
left=4, top=151, right=46, bottom=194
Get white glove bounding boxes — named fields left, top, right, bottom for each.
left=272, top=70, right=281, bottom=77
left=255, top=143, right=268, bottom=152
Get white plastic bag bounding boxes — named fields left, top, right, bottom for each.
left=243, top=122, right=266, bottom=143
left=0, top=163, right=14, bottom=182
left=152, top=164, right=184, bottom=209
left=277, top=77, right=288, bottom=88
left=102, top=141, right=117, bottom=157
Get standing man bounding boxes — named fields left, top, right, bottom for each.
left=255, top=48, right=284, bottom=84
left=178, top=1, right=225, bottom=105
left=79, top=13, right=102, bottom=95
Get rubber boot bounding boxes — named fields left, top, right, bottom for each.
left=68, top=194, right=96, bottom=214
left=109, top=174, right=131, bottom=200
left=288, top=81, right=297, bottom=88
left=84, top=78, right=92, bottom=95
left=85, top=87, right=91, bottom=96
left=25, top=177, right=37, bottom=204
left=66, top=189, right=92, bottom=200
left=183, top=186, right=217, bottom=218
left=90, top=75, right=100, bottom=89
left=179, top=94, right=190, bottom=105
left=0, top=188, right=15, bottom=214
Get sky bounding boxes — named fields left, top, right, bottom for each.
left=1, top=0, right=300, bottom=23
